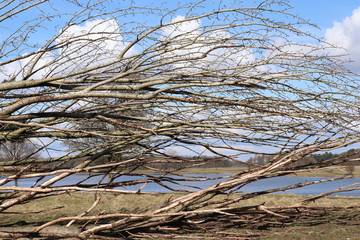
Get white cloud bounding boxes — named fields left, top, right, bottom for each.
left=0, top=18, right=136, bottom=82
left=162, top=16, right=201, bottom=38
left=160, top=16, right=255, bottom=73
left=0, top=52, right=54, bottom=82
left=162, top=141, right=276, bottom=158
left=324, top=7, right=360, bottom=71
left=55, top=18, right=136, bottom=74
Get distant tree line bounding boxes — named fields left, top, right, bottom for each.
left=247, top=149, right=360, bottom=168
left=2, top=144, right=358, bottom=172
left=0, top=140, right=41, bottom=164
left=147, top=155, right=245, bottom=170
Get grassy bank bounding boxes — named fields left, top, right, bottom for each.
left=1, top=192, right=359, bottom=239
left=2, top=165, right=358, bottom=178
left=2, top=192, right=359, bottom=225
left=175, top=165, right=360, bottom=177
left=135, top=165, right=359, bottom=177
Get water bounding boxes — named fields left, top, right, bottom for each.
left=1, top=174, right=359, bottom=197
left=240, top=176, right=360, bottom=196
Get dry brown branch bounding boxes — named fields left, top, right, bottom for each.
left=1, top=0, right=360, bottom=238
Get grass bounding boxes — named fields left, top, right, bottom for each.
left=288, top=165, right=360, bottom=178
left=1, top=192, right=359, bottom=239
left=1, top=165, right=359, bottom=238
left=0, top=193, right=172, bottom=226
left=1, top=192, right=358, bottom=225
left=172, top=165, right=360, bottom=177
left=217, top=223, right=360, bottom=240
left=261, top=223, right=360, bottom=240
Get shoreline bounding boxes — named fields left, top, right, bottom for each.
left=0, top=165, right=359, bottom=178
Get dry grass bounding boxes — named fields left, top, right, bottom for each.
left=262, top=224, right=360, bottom=240
left=0, top=193, right=173, bottom=226
left=175, top=165, right=360, bottom=177
left=1, top=192, right=358, bottom=226
left=289, top=165, right=360, bottom=177
left=1, top=192, right=359, bottom=239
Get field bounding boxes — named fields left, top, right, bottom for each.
left=1, top=192, right=359, bottom=239
left=175, top=165, right=360, bottom=177
left=1, top=166, right=359, bottom=238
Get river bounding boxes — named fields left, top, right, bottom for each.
left=2, top=175, right=359, bottom=197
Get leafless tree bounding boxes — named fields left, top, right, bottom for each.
left=0, top=0, right=360, bottom=238
left=0, top=139, right=41, bottom=163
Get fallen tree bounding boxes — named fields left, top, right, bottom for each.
left=0, top=0, right=359, bottom=238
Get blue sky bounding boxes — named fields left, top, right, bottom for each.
left=288, top=0, right=360, bottom=72
left=289, top=0, right=360, bottom=45
left=2, top=0, right=360, bottom=157
left=2, top=1, right=360, bottom=54
left=291, top=0, right=360, bottom=29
